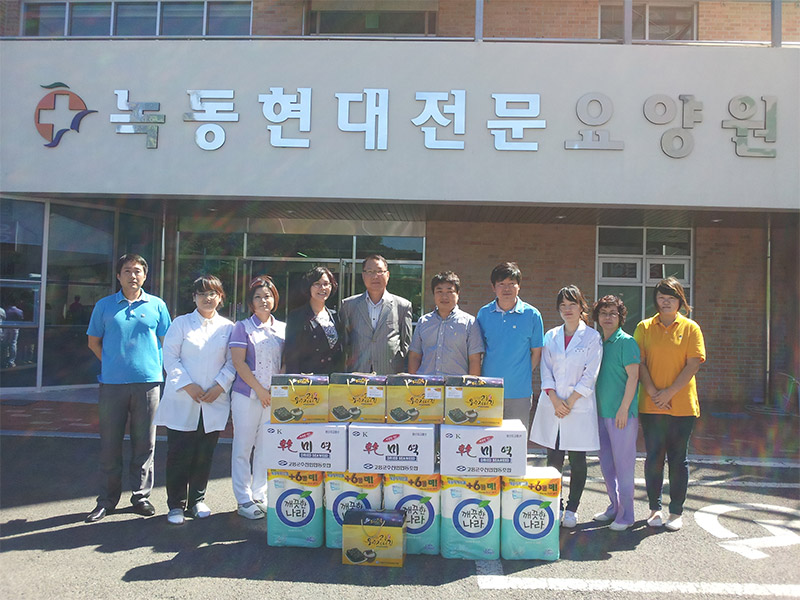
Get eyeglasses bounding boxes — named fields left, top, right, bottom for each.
left=363, top=270, right=388, bottom=277
left=311, top=281, right=332, bottom=289
left=598, top=311, right=619, bottom=318
left=195, top=291, right=218, bottom=299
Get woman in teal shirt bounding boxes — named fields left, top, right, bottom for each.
left=592, top=295, right=640, bottom=531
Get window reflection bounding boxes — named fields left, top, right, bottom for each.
left=0, top=199, right=44, bottom=281
left=44, top=205, right=114, bottom=385
left=69, top=3, right=112, bottom=36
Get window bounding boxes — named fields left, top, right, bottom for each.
left=23, top=3, right=66, bottom=35
left=115, top=2, right=157, bottom=36
left=600, top=3, right=696, bottom=41
left=597, top=226, right=693, bottom=333
left=69, top=2, right=111, bottom=35
left=207, top=1, right=250, bottom=36
left=160, top=2, right=203, bottom=35
left=308, top=10, right=436, bottom=36
left=21, top=1, right=252, bottom=37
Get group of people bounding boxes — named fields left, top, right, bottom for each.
left=84, top=253, right=705, bottom=536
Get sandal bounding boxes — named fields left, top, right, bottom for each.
left=237, top=501, right=265, bottom=520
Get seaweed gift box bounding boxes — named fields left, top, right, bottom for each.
left=270, top=374, right=329, bottom=423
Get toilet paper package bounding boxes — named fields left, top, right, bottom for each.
left=328, top=373, right=387, bottom=423
left=270, top=375, right=329, bottom=423
left=325, top=472, right=383, bottom=549
left=385, top=375, right=445, bottom=424
left=267, top=469, right=324, bottom=547
left=501, top=466, right=561, bottom=561
left=383, top=473, right=441, bottom=555
left=440, top=475, right=501, bottom=560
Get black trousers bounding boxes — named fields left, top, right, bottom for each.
left=546, top=439, right=588, bottom=514
left=165, top=413, right=220, bottom=511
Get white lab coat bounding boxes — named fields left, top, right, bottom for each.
left=529, top=320, right=603, bottom=452
left=154, top=310, right=236, bottom=433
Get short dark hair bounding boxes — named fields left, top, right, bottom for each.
left=557, top=284, right=591, bottom=325
left=592, top=294, right=627, bottom=327
left=431, top=271, right=460, bottom=293
left=116, top=254, right=148, bottom=276
left=303, top=266, right=338, bottom=299
left=654, top=276, right=692, bottom=313
left=490, top=262, right=521, bottom=285
left=362, top=254, right=388, bottom=271
left=245, top=275, right=280, bottom=313
left=192, top=274, right=226, bottom=305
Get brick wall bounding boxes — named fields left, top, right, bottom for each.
left=253, top=0, right=304, bottom=36
left=699, top=1, right=800, bottom=43
left=1, top=0, right=20, bottom=37
left=768, top=221, right=800, bottom=406
left=424, top=220, right=596, bottom=333
left=694, top=226, right=767, bottom=405
left=426, top=221, right=774, bottom=406
left=438, top=0, right=475, bottom=37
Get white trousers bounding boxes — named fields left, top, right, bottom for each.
left=231, top=390, right=270, bottom=505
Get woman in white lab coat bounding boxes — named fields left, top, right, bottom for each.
left=154, top=275, right=235, bottom=526
left=530, top=285, right=603, bottom=528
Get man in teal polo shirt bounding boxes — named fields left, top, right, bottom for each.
left=476, top=262, right=544, bottom=431
left=85, top=254, right=171, bottom=523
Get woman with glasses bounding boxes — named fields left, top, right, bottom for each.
left=154, top=275, right=235, bottom=526
left=284, top=266, right=344, bottom=375
left=530, top=285, right=603, bottom=529
left=635, top=277, right=705, bottom=532
left=591, top=295, right=640, bottom=531
left=229, top=275, right=285, bottom=519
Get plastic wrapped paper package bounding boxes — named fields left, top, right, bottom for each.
left=267, top=469, right=324, bottom=547
left=440, top=475, right=501, bottom=560
left=501, top=466, right=561, bottom=561
left=383, top=473, right=441, bottom=555
left=325, top=472, right=383, bottom=549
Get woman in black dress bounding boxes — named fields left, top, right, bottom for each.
left=284, top=266, right=344, bottom=374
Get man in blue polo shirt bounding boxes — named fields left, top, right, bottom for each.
left=84, top=254, right=171, bottom=523
left=477, top=262, right=544, bottom=431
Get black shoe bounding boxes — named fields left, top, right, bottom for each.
left=132, top=500, right=155, bottom=517
left=85, top=506, right=108, bottom=523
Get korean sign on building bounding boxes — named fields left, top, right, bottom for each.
left=1, top=40, right=798, bottom=210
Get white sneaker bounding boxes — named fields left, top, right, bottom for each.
left=593, top=509, right=616, bottom=522
left=609, top=520, right=632, bottom=531
left=562, top=510, right=578, bottom=528
left=237, top=501, right=265, bottom=520
left=190, top=502, right=211, bottom=519
left=254, top=499, right=268, bottom=514
left=664, top=514, right=683, bottom=531
left=167, top=508, right=185, bottom=525
left=647, top=510, right=664, bottom=527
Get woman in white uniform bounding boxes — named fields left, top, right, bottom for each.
left=229, top=275, right=285, bottom=519
left=530, top=285, right=603, bottom=528
left=154, top=275, right=235, bottom=526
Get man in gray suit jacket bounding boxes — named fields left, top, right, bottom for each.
left=340, top=254, right=413, bottom=374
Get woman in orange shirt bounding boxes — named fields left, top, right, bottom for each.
left=634, top=277, right=706, bottom=532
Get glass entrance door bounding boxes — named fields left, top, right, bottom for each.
left=237, top=258, right=356, bottom=322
